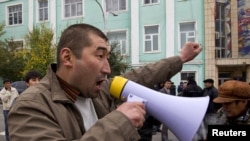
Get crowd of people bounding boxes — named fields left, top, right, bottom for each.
left=0, top=23, right=249, bottom=141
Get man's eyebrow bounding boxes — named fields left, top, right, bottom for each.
left=97, top=46, right=110, bottom=54
left=97, top=46, right=107, bottom=51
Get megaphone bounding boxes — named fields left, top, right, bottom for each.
left=110, top=76, right=209, bottom=141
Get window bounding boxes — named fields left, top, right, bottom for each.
left=38, top=0, right=48, bottom=21
left=144, top=25, right=159, bottom=52
left=64, top=0, right=83, bottom=18
left=8, top=40, right=24, bottom=50
left=180, top=71, right=196, bottom=82
left=107, top=31, right=128, bottom=55
left=218, top=72, right=230, bottom=85
left=8, top=4, right=22, bottom=25
left=143, top=0, right=159, bottom=5
left=106, top=0, right=126, bottom=12
left=179, top=22, right=195, bottom=48
left=215, top=2, right=230, bottom=58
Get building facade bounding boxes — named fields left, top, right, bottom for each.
left=205, top=0, right=250, bottom=87
left=0, top=0, right=205, bottom=88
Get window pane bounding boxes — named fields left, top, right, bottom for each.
left=145, top=41, right=151, bottom=52
left=188, top=37, right=195, bottom=42
left=107, top=31, right=126, bottom=40
left=119, top=0, right=126, bottom=10
left=180, top=33, right=186, bottom=48
left=145, top=26, right=158, bottom=34
left=106, top=0, right=112, bottom=11
left=14, top=13, right=17, bottom=24
left=121, top=40, right=126, bottom=54
left=39, top=9, right=43, bottom=21
left=152, top=0, right=158, bottom=3
left=145, top=35, right=151, bottom=40
left=45, top=8, right=48, bottom=20
left=77, top=3, right=82, bottom=16
left=71, top=4, right=76, bottom=16
left=188, top=32, right=194, bottom=36
left=153, top=35, right=158, bottom=51
left=9, top=17, right=13, bottom=25
left=65, top=5, right=70, bottom=17
left=65, top=0, right=70, bottom=4
left=144, top=0, right=150, bottom=4
left=180, top=23, right=194, bottom=31
left=113, top=0, right=118, bottom=11
left=181, top=73, right=187, bottom=80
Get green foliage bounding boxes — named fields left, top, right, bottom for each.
left=0, top=23, right=25, bottom=81
left=108, top=42, right=130, bottom=78
left=0, top=23, right=55, bottom=81
left=23, top=24, right=56, bottom=76
left=0, top=38, right=26, bottom=81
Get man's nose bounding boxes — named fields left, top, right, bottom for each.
left=102, top=60, right=111, bottom=74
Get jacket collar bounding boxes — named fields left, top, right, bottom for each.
left=45, top=63, right=73, bottom=103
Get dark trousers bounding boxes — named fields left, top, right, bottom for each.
left=3, top=110, right=9, bottom=141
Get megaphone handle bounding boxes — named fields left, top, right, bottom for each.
left=127, top=93, right=147, bottom=105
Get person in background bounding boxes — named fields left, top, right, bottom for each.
left=177, top=82, right=184, bottom=94
left=195, top=80, right=250, bottom=141
left=177, top=81, right=187, bottom=96
left=0, top=79, right=19, bottom=141
left=24, top=70, right=42, bottom=87
left=213, top=80, right=250, bottom=125
left=182, top=76, right=203, bottom=97
left=195, top=79, right=221, bottom=140
left=159, top=80, right=175, bottom=141
left=8, top=23, right=202, bottom=141
left=203, top=79, right=221, bottom=114
left=159, top=80, right=176, bottom=96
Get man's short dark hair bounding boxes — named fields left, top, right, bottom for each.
left=203, top=79, right=214, bottom=83
left=56, top=23, right=108, bottom=67
left=24, top=70, right=42, bottom=83
left=3, top=79, right=11, bottom=84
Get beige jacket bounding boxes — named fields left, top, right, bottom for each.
left=8, top=56, right=182, bottom=141
left=0, top=87, right=19, bottom=110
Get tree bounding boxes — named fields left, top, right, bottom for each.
left=108, top=42, right=130, bottom=78
left=0, top=24, right=26, bottom=81
left=22, top=24, right=56, bottom=76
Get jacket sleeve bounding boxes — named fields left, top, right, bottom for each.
left=122, top=56, right=183, bottom=89
left=9, top=100, right=140, bottom=141
left=0, top=89, right=11, bottom=102
left=80, top=111, right=140, bottom=141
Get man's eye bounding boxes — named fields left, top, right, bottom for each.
left=98, top=54, right=104, bottom=58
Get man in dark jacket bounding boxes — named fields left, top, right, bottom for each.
left=195, top=79, right=221, bottom=140
left=182, top=76, right=203, bottom=97
left=203, top=79, right=221, bottom=114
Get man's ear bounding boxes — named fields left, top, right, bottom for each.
left=60, top=48, right=74, bottom=67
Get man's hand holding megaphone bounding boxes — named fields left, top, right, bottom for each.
left=116, top=102, right=146, bottom=129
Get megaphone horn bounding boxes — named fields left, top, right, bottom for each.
left=110, top=76, right=209, bottom=141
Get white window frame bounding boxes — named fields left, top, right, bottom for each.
left=63, top=0, right=83, bottom=19
left=37, top=0, right=49, bottom=22
left=178, top=21, right=196, bottom=49
left=180, top=71, right=197, bottom=82
left=143, top=0, right=160, bottom=5
left=107, top=30, right=128, bottom=56
left=106, top=0, right=127, bottom=12
left=143, top=24, right=160, bottom=53
left=6, top=3, right=23, bottom=26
